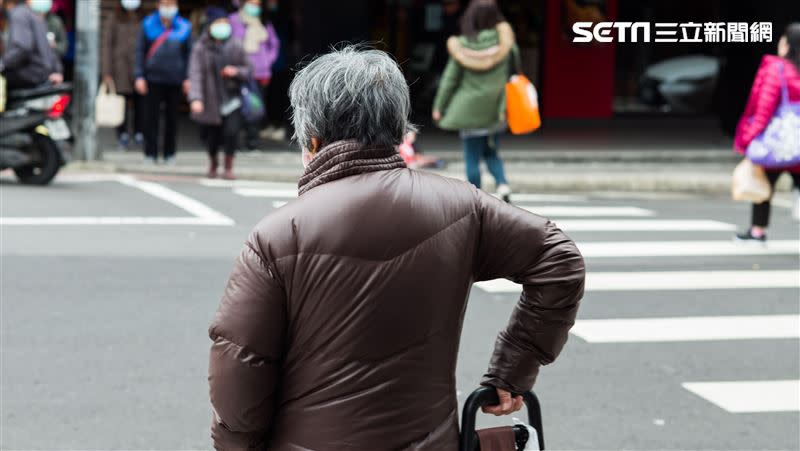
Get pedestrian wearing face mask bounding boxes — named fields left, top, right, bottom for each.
left=102, top=0, right=144, bottom=150
left=188, top=7, right=251, bottom=180
left=0, top=0, right=63, bottom=88
left=229, top=0, right=280, bottom=150
left=134, top=0, right=192, bottom=165
left=29, top=0, right=66, bottom=60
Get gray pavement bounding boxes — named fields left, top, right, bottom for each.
left=1, top=171, right=798, bottom=450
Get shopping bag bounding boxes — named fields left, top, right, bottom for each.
left=732, top=159, right=771, bottom=203
left=745, top=62, right=800, bottom=168
left=95, top=80, right=125, bottom=128
left=505, top=74, right=541, bottom=135
left=240, top=78, right=265, bottom=123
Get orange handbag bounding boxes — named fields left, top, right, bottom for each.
left=505, top=53, right=541, bottom=135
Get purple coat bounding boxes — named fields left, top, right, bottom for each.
left=228, top=13, right=280, bottom=81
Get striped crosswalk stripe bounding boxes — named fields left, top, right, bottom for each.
left=570, top=315, right=800, bottom=343
left=520, top=206, right=655, bottom=217
left=682, top=380, right=800, bottom=413
left=475, top=270, right=800, bottom=292
left=552, top=219, right=736, bottom=231
left=577, top=240, right=799, bottom=257
left=234, top=187, right=299, bottom=198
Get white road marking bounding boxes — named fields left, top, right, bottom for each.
left=682, top=380, right=800, bottom=413
left=1, top=175, right=235, bottom=226
left=0, top=217, right=232, bottom=225
left=578, top=240, right=800, bottom=257
left=475, top=270, right=800, bottom=293
left=234, top=187, right=299, bottom=198
left=570, top=315, right=800, bottom=343
left=272, top=201, right=288, bottom=209
left=553, top=219, right=736, bottom=231
left=117, top=176, right=234, bottom=225
left=520, top=206, right=655, bottom=217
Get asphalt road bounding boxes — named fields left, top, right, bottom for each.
left=1, top=172, right=798, bottom=450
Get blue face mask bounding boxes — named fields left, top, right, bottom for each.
left=209, top=22, right=232, bottom=41
left=29, top=0, right=53, bottom=14
left=243, top=3, right=261, bottom=17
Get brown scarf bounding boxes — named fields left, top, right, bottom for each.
left=298, top=140, right=407, bottom=195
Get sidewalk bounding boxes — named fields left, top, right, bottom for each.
left=76, top=117, right=797, bottom=194
left=67, top=147, right=757, bottom=194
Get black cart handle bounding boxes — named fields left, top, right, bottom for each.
left=459, top=387, right=545, bottom=451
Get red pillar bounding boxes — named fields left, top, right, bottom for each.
left=541, top=0, right=618, bottom=118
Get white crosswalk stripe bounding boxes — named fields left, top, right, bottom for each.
left=552, top=219, right=736, bottom=231
left=235, top=187, right=299, bottom=198
left=578, top=240, right=799, bottom=257
left=682, top=380, right=800, bottom=413
left=520, top=206, right=655, bottom=217
left=475, top=270, right=800, bottom=293
left=570, top=315, right=800, bottom=343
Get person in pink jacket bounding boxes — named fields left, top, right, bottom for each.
left=734, top=23, right=800, bottom=243
left=229, top=0, right=280, bottom=150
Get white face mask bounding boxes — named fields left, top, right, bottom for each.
left=29, top=0, right=53, bottom=14
left=159, top=5, right=178, bottom=20
left=121, top=0, right=141, bottom=10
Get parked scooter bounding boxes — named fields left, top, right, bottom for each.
left=0, top=83, right=72, bottom=185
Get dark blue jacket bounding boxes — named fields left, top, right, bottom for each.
left=134, top=12, right=192, bottom=86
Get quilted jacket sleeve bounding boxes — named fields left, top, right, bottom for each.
left=735, top=57, right=783, bottom=152
left=474, top=190, right=585, bottom=394
left=208, top=237, right=286, bottom=450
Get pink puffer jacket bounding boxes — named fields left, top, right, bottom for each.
left=734, top=55, right=800, bottom=173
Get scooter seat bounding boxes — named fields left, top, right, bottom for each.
left=8, top=83, right=72, bottom=101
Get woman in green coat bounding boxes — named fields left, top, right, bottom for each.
left=433, top=0, right=515, bottom=202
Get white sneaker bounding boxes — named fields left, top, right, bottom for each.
left=497, top=184, right=512, bottom=203
left=792, top=189, right=800, bottom=222
left=143, top=156, right=157, bottom=165
left=164, top=156, right=176, bottom=166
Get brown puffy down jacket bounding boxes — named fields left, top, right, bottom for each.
left=208, top=140, right=585, bottom=450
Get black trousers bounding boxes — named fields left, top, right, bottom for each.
left=116, top=93, right=144, bottom=138
left=143, top=82, right=181, bottom=159
left=203, top=111, right=241, bottom=157
left=752, top=170, right=800, bottom=227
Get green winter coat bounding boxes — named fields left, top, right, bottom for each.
left=433, top=22, right=517, bottom=131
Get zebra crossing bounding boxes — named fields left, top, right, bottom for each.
left=222, top=181, right=800, bottom=415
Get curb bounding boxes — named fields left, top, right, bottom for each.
left=67, top=161, right=799, bottom=194
left=62, top=162, right=750, bottom=194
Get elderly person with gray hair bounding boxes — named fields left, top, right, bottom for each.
left=207, top=46, right=585, bottom=450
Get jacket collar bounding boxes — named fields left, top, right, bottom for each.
left=298, top=139, right=406, bottom=195
left=447, top=22, right=514, bottom=71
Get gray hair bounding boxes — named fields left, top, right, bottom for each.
left=289, top=45, right=414, bottom=150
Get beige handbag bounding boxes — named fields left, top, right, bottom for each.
left=732, top=159, right=771, bottom=203
left=95, top=80, right=126, bottom=128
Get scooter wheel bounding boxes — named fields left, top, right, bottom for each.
left=14, top=134, right=61, bottom=185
